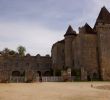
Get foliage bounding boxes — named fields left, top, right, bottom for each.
left=2, top=48, right=10, bottom=55
left=0, top=46, right=26, bottom=57
left=0, top=48, right=17, bottom=56
left=17, top=46, right=26, bottom=56
left=9, top=50, right=17, bottom=56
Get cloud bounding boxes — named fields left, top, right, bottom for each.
left=0, top=0, right=110, bottom=55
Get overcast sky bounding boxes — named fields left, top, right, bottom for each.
left=0, top=0, right=110, bottom=56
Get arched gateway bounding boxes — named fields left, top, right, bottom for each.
left=12, top=71, right=21, bottom=77
left=10, top=71, right=25, bottom=82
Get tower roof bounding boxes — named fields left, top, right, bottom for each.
left=94, top=6, right=110, bottom=27
left=84, top=23, right=96, bottom=34
left=64, top=25, right=77, bottom=37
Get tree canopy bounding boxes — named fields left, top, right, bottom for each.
left=17, top=46, right=26, bottom=56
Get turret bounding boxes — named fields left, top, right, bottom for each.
left=64, top=25, right=77, bottom=37
left=64, top=25, right=77, bottom=69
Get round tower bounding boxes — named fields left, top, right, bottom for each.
left=94, top=7, right=110, bottom=81
left=64, top=25, right=77, bottom=69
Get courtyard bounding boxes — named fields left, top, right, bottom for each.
left=0, top=82, right=110, bottom=100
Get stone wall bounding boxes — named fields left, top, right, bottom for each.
left=0, top=55, right=52, bottom=82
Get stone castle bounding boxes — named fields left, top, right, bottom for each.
left=51, top=7, right=110, bottom=81
left=0, top=7, right=110, bottom=82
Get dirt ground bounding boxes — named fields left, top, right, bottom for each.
left=0, top=82, right=110, bottom=100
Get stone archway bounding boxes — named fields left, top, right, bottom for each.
left=11, top=71, right=25, bottom=83
left=12, top=71, right=21, bottom=77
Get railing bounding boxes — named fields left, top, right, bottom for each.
left=10, top=76, right=25, bottom=83
left=9, top=76, right=76, bottom=83
left=41, top=76, right=63, bottom=82
left=36, top=76, right=76, bottom=82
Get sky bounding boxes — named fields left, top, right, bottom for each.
left=0, top=0, right=110, bottom=56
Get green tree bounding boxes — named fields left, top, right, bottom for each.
left=17, top=46, right=26, bottom=56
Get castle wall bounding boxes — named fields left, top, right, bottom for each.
left=72, top=33, right=99, bottom=80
